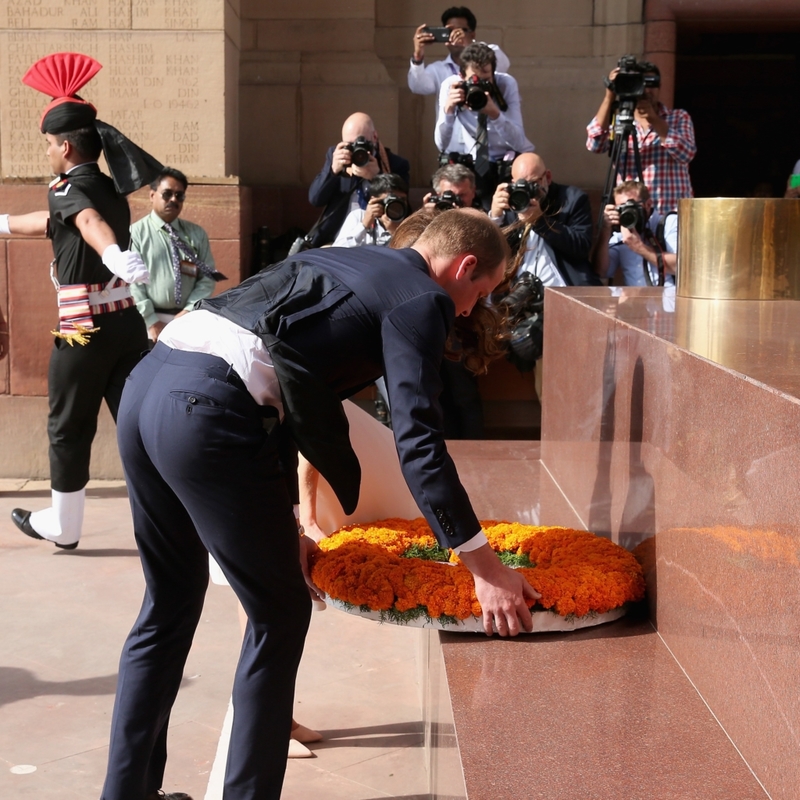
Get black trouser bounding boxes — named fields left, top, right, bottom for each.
left=47, top=305, right=148, bottom=492
left=102, top=343, right=310, bottom=800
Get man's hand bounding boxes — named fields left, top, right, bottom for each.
left=299, top=535, right=325, bottom=602
left=444, top=81, right=466, bottom=115
left=350, top=152, right=381, bottom=181
left=362, top=196, right=384, bottom=229
left=412, top=23, right=433, bottom=62
left=102, top=245, right=150, bottom=284
left=332, top=141, right=352, bottom=176
left=785, top=180, right=800, bottom=199
left=448, top=25, right=469, bottom=48
left=518, top=198, right=544, bottom=225
left=620, top=225, right=649, bottom=257
left=148, top=321, right=166, bottom=341
left=459, top=543, right=540, bottom=636
left=602, top=203, right=620, bottom=230
left=490, top=182, right=510, bottom=220
left=483, top=91, right=501, bottom=120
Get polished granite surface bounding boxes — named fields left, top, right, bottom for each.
left=443, top=440, right=769, bottom=800
left=537, top=288, right=800, bottom=800
left=560, top=286, right=800, bottom=399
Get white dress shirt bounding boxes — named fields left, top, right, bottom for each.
left=159, top=309, right=284, bottom=414
left=407, top=46, right=511, bottom=95
left=517, top=230, right=567, bottom=288
left=332, top=208, right=393, bottom=248
left=435, top=72, right=534, bottom=160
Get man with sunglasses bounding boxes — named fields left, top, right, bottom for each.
left=130, top=167, right=225, bottom=343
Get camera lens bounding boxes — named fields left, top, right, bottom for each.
left=618, top=201, right=643, bottom=231
left=383, top=196, right=408, bottom=222
left=351, top=148, right=370, bottom=168
left=509, top=189, right=531, bottom=212
left=464, top=85, right=488, bottom=111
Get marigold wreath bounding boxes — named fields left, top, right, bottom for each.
left=311, top=519, right=645, bottom=629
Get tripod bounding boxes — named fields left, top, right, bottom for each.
left=598, top=98, right=644, bottom=228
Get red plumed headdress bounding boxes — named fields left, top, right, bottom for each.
left=22, top=52, right=102, bottom=133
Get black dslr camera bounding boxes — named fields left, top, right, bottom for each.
left=607, top=55, right=660, bottom=102
left=616, top=199, right=646, bottom=234
left=507, top=179, right=544, bottom=212
left=345, top=136, right=375, bottom=168
left=457, top=75, right=494, bottom=111
left=428, top=190, right=464, bottom=211
left=381, top=194, right=409, bottom=222
left=438, top=151, right=475, bottom=170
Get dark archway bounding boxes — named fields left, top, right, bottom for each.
left=675, top=29, right=800, bottom=198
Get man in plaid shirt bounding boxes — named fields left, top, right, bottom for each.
left=586, top=60, right=696, bottom=216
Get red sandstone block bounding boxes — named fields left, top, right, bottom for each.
left=7, top=239, right=57, bottom=397
left=0, top=243, right=8, bottom=395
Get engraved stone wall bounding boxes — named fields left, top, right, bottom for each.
left=0, top=0, right=237, bottom=180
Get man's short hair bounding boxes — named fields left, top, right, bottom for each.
left=367, top=173, right=408, bottom=198
left=432, top=163, right=476, bottom=191
left=614, top=180, right=650, bottom=203
left=416, top=208, right=509, bottom=278
left=390, top=209, right=438, bottom=249
left=55, top=127, right=102, bottom=161
left=150, top=166, right=189, bottom=191
left=459, top=42, right=496, bottom=75
left=442, top=6, right=477, bottom=31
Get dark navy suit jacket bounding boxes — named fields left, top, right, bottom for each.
left=197, top=246, right=480, bottom=549
left=501, top=182, right=601, bottom=287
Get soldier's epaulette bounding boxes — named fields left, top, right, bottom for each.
left=49, top=177, right=71, bottom=197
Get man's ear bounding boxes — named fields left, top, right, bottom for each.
left=454, top=253, right=477, bottom=281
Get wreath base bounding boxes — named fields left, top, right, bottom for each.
left=325, top=596, right=628, bottom=633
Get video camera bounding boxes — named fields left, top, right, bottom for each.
left=345, top=136, right=375, bottom=168
left=456, top=75, right=495, bottom=111
left=508, top=179, right=544, bottom=213
left=380, top=194, right=409, bottom=222
left=615, top=199, right=646, bottom=234
left=428, top=190, right=465, bottom=211
left=607, top=55, right=660, bottom=102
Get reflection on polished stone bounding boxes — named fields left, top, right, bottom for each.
left=540, top=286, right=800, bottom=800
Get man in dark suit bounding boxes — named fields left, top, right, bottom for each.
left=489, top=152, right=600, bottom=288
left=306, top=112, right=410, bottom=247
left=101, top=209, right=539, bottom=800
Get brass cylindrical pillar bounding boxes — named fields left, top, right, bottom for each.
left=677, top=198, right=800, bottom=299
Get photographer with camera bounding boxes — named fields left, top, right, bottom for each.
left=307, top=112, right=410, bottom=248
left=587, top=57, right=695, bottom=217
left=491, top=153, right=598, bottom=399
left=594, top=180, right=677, bottom=286
left=423, top=163, right=479, bottom=212
left=435, top=43, right=533, bottom=208
left=409, top=6, right=510, bottom=96
left=332, top=173, right=410, bottom=248
left=490, top=153, right=598, bottom=288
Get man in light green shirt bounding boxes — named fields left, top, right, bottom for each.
left=130, top=167, right=219, bottom=342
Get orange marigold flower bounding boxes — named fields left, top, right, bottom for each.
left=310, top=519, right=645, bottom=620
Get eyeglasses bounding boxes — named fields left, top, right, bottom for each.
left=160, top=189, right=185, bottom=202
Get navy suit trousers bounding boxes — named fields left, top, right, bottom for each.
left=101, top=343, right=311, bottom=800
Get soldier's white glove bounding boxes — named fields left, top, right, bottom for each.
left=0, top=214, right=10, bottom=235
left=102, top=244, right=150, bottom=284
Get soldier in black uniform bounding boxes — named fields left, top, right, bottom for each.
left=4, top=52, right=160, bottom=550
